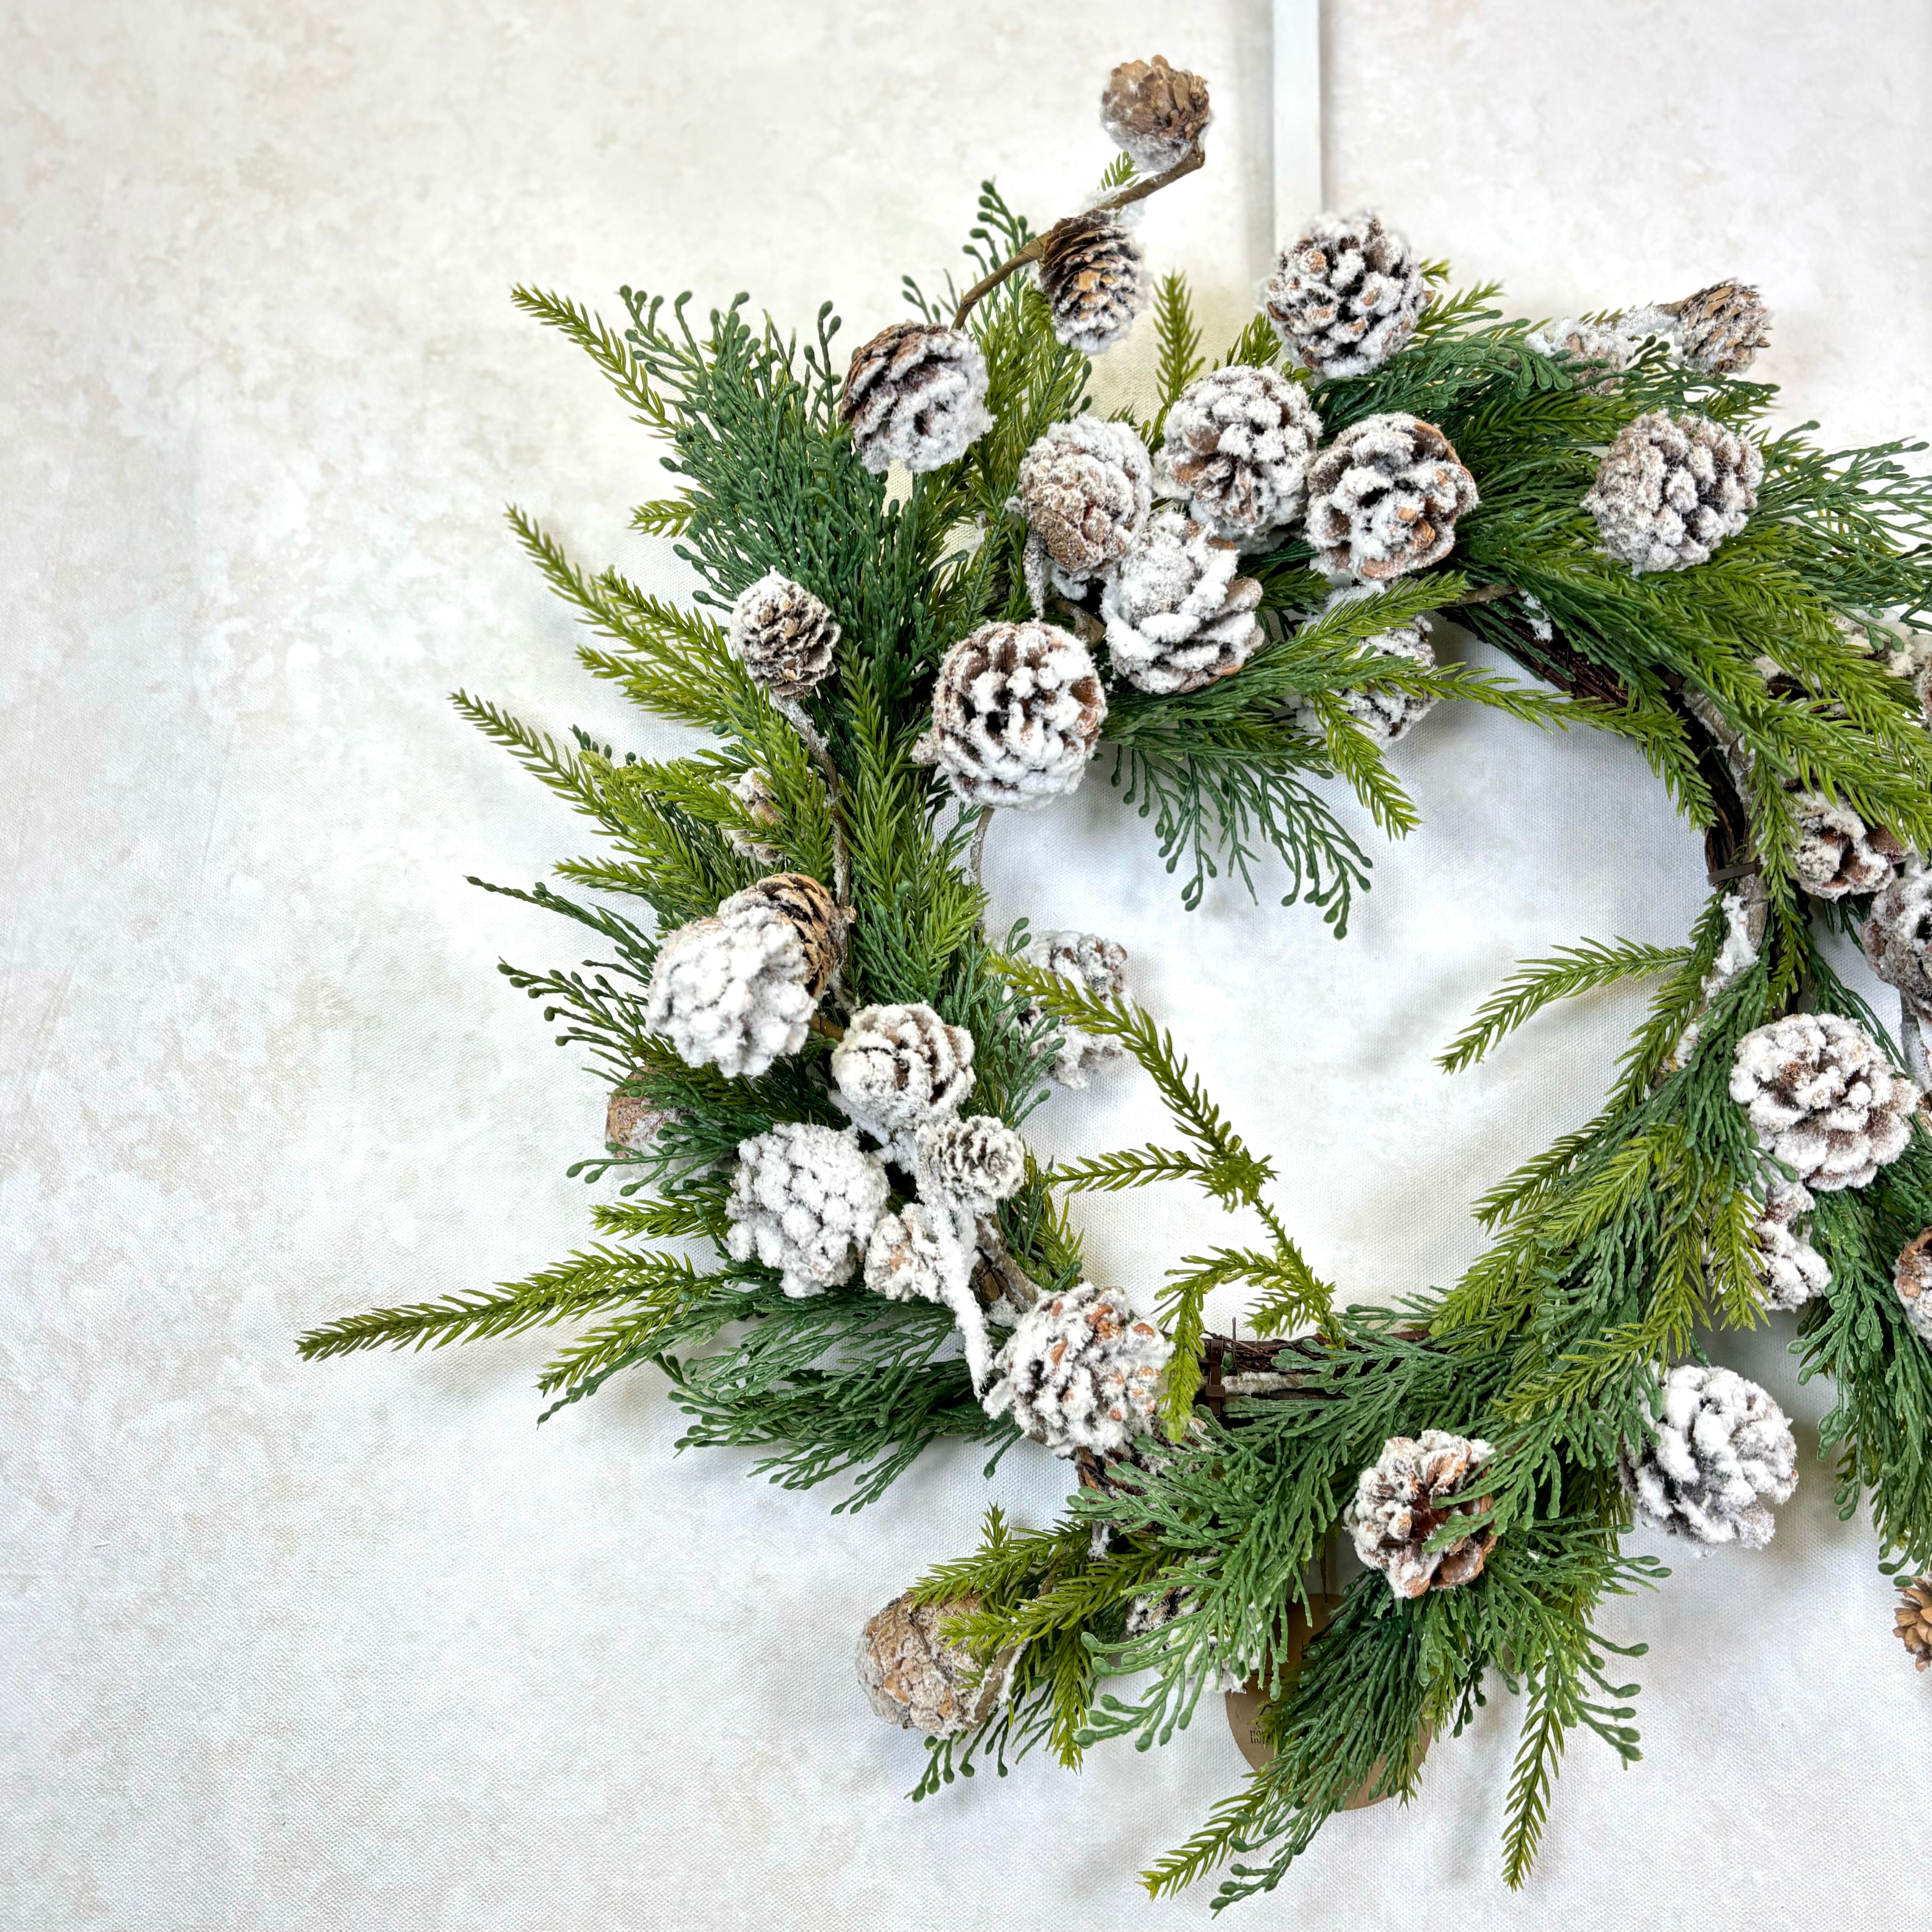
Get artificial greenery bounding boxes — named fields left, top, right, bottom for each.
left=300, top=92, right=1932, bottom=1915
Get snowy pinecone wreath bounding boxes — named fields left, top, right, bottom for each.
left=306, top=50, right=1932, bottom=1917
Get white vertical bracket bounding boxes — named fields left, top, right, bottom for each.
left=1272, top=0, right=1324, bottom=242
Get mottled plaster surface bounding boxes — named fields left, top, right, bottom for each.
left=3, top=2, right=1929, bottom=1926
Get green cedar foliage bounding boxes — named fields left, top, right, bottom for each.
left=299, top=165, right=1932, bottom=1909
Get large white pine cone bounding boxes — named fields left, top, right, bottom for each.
left=1582, top=411, right=1763, bottom=573
left=1729, top=1012, right=1916, bottom=1191
left=839, top=321, right=992, bottom=475
left=1752, top=1178, right=1831, bottom=1312
left=831, top=1003, right=976, bottom=1151
left=1305, top=412, right=1478, bottom=582
left=982, top=1283, right=1171, bottom=1457
left=1895, top=1230, right=1932, bottom=1344
left=1101, top=508, right=1263, bottom=694
left=1013, top=416, right=1152, bottom=590
left=1154, top=365, right=1322, bottom=546
left=1863, top=856, right=1932, bottom=1015
left=1263, top=210, right=1429, bottom=379
left=725, top=571, right=839, bottom=698
left=855, top=1590, right=1017, bottom=1736
left=1021, top=928, right=1128, bottom=1088
left=643, top=874, right=840, bottom=1079
left=1346, top=1431, right=1496, bottom=1599
left=913, top=1114, right=1028, bottom=1216
left=1099, top=54, right=1211, bottom=173
left=1790, top=788, right=1904, bottom=900
left=1305, top=584, right=1439, bottom=747
left=1670, top=281, right=1772, bottom=376
left=913, top=620, right=1107, bottom=811
left=1620, top=1363, right=1797, bottom=1549
left=1036, top=209, right=1149, bottom=356
left=724, top=1121, right=889, bottom=1298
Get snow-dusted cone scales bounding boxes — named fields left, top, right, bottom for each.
left=839, top=321, right=992, bottom=474
left=1347, top=1431, right=1496, bottom=1599
left=1862, top=856, right=1932, bottom=1016
left=1099, top=54, right=1211, bottom=172
left=1791, top=789, right=1903, bottom=900
left=1154, top=364, right=1321, bottom=546
left=1729, top=1012, right=1915, bottom=1191
left=1894, top=1229, right=1932, bottom=1344
left=1013, top=417, right=1152, bottom=591
left=725, top=571, right=839, bottom=698
left=644, top=873, right=841, bottom=1079
left=1752, top=1179, right=1830, bottom=1312
left=1309, top=585, right=1439, bottom=747
left=913, top=619, right=1106, bottom=810
left=1897, top=1577, right=1932, bottom=1671
left=984, top=1283, right=1171, bottom=1457
left=1020, top=929, right=1129, bottom=1088
left=856, top=1590, right=1017, bottom=1736
left=831, top=1002, right=975, bottom=1150
left=1306, top=413, right=1478, bottom=582
left=1037, top=209, right=1149, bottom=356
left=1101, top=508, right=1263, bottom=694
left=1669, top=281, right=1771, bottom=376
left=1583, top=411, right=1762, bottom=573
left=1620, top=1363, right=1797, bottom=1548
left=1265, top=211, right=1429, bottom=379
left=724, top=1121, right=889, bottom=1297
left=913, top=1114, right=1027, bottom=1216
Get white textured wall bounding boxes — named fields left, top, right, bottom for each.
left=4, top=3, right=1930, bottom=1927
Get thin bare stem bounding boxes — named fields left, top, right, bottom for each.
left=950, top=143, right=1208, bottom=331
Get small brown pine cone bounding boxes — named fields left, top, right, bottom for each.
left=1037, top=209, right=1150, bottom=357
left=732, top=872, right=842, bottom=1001
left=1347, top=1431, right=1496, bottom=1598
left=605, top=1091, right=671, bottom=1152
left=855, top=1590, right=1017, bottom=1736
left=726, top=571, right=839, bottom=699
left=839, top=321, right=992, bottom=475
left=1099, top=54, right=1211, bottom=173
left=1305, top=414, right=1478, bottom=582
left=1896, top=1229, right=1932, bottom=1345
left=1668, top=281, right=1772, bottom=375
left=1897, top=1577, right=1932, bottom=1671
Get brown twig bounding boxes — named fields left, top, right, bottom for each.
left=950, top=143, right=1208, bottom=331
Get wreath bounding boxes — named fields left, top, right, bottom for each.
left=300, top=53, right=1932, bottom=1910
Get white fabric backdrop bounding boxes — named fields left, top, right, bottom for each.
left=5, top=3, right=1932, bottom=1926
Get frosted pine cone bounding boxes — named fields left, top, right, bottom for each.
left=1101, top=508, right=1263, bottom=694
left=1264, top=211, right=1428, bottom=379
left=831, top=1002, right=975, bottom=1151
left=864, top=1202, right=970, bottom=1305
left=644, top=874, right=840, bottom=1079
left=724, top=1121, right=889, bottom=1297
left=913, top=620, right=1107, bottom=811
left=1862, top=856, right=1932, bottom=1015
left=983, top=1283, right=1172, bottom=1457
left=856, top=1590, right=1017, bottom=1736
left=1527, top=315, right=1644, bottom=381
left=1752, top=1178, right=1831, bottom=1312
left=1154, top=365, right=1321, bottom=545
left=1347, top=1431, right=1496, bottom=1600
left=1729, top=1012, right=1915, bottom=1191
left=1020, top=929, right=1128, bottom=1088
left=1583, top=411, right=1762, bottom=573
left=1013, top=417, right=1152, bottom=592
left=1037, top=209, right=1149, bottom=357
left=840, top=321, right=992, bottom=474
left=1305, top=413, right=1478, bottom=582
left=1791, top=789, right=1904, bottom=900
left=1669, top=281, right=1772, bottom=376
left=1896, top=1577, right=1932, bottom=1672
left=725, top=571, right=839, bottom=698
left=1620, top=1363, right=1797, bottom=1549
left=1099, top=54, right=1211, bottom=173
left=1308, top=585, right=1438, bottom=747
left=914, top=1114, right=1027, bottom=1216
left=724, top=768, right=784, bottom=867
left=1895, top=1229, right=1932, bottom=1344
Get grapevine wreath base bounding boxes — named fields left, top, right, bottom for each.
left=303, top=54, right=1932, bottom=1910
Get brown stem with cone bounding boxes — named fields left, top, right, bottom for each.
left=950, top=142, right=1207, bottom=331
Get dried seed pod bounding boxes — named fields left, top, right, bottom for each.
left=1099, top=54, right=1212, bottom=173
left=855, top=1590, right=1018, bottom=1736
